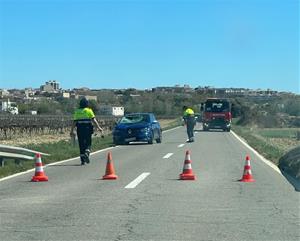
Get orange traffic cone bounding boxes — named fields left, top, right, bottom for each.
left=102, top=152, right=118, bottom=180
left=31, top=153, right=48, bottom=182
left=179, top=150, right=196, bottom=180
left=239, top=155, right=255, bottom=182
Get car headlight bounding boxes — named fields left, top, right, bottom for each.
left=141, top=127, right=151, bottom=133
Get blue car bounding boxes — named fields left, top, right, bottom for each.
left=113, top=113, right=162, bottom=145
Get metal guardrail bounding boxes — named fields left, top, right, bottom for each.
left=0, top=144, right=49, bottom=167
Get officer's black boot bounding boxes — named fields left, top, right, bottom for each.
left=80, top=155, right=86, bottom=165
left=84, top=149, right=90, bottom=164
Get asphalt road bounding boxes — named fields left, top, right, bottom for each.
left=0, top=125, right=299, bottom=241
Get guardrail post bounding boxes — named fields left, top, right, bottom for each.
left=0, top=157, right=4, bottom=167
left=14, top=159, right=21, bottom=166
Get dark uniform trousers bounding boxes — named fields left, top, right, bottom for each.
left=76, top=122, right=93, bottom=161
left=186, top=116, right=195, bottom=140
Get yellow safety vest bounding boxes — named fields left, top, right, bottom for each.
left=73, top=108, right=95, bottom=121
left=184, top=108, right=194, bottom=117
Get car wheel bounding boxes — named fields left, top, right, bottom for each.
left=148, top=132, right=154, bottom=144
left=156, top=131, right=162, bottom=143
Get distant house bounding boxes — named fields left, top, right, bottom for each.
left=62, top=92, right=71, bottom=98
left=40, top=80, right=60, bottom=93
left=26, top=110, right=38, bottom=115
left=74, top=87, right=90, bottom=92
left=0, top=99, right=18, bottom=114
left=152, top=85, right=192, bottom=93
left=0, top=89, right=10, bottom=98
left=24, top=88, right=36, bottom=99
left=99, top=105, right=124, bottom=117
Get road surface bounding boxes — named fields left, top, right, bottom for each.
left=0, top=125, right=299, bottom=241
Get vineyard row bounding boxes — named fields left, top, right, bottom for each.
left=0, top=115, right=116, bottom=140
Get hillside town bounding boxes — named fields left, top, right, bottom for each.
left=0, top=80, right=297, bottom=115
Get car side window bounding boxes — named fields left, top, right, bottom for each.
left=151, top=114, right=155, bottom=122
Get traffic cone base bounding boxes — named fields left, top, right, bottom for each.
left=32, top=175, right=49, bottom=182
left=102, top=174, right=118, bottom=180
left=239, top=176, right=255, bottom=182
left=180, top=173, right=196, bottom=180
left=31, top=153, right=48, bottom=182
left=102, top=152, right=118, bottom=180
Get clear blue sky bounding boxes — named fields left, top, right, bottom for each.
left=0, top=0, right=299, bottom=93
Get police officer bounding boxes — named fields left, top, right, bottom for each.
left=70, top=97, right=103, bottom=165
left=183, top=105, right=196, bottom=142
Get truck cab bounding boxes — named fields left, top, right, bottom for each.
left=201, top=98, right=232, bottom=132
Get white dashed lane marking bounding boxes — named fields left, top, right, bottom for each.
left=125, top=172, right=151, bottom=189
left=178, top=144, right=185, bottom=148
left=163, top=153, right=174, bottom=159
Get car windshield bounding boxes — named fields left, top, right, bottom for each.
left=119, top=114, right=150, bottom=124
left=205, top=100, right=230, bottom=112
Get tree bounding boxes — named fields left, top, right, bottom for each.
left=284, top=98, right=300, bottom=116
left=89, top=100, right=99, bottom=114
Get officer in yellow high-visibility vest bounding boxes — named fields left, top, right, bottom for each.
left=183, top=105, right=196, bottom=142
left=70, top=98, right=103, bottom=165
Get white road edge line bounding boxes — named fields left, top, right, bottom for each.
left=231, top=130, right=282, bottom=175
left=162, top=126, right=181, bottom=133
left=125, top=172, right=150, bottom=189
left=178, top=144, right=185, bottom=148
left=163, top=153, right=174, bottom=159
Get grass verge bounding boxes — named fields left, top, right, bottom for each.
left=0, top=135, right=114, bottom=179
left=232, top=125, right=300, bottom=165
left=232, top=126, right=282, bottom=164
